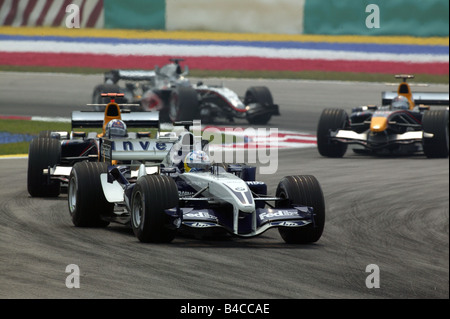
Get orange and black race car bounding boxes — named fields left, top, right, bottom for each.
left=27, top=93, right=159, bottom=197
left=317, top=75, right=449, bottom=158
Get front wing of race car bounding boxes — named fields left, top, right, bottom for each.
left=165, top=171, right=315, bottom=238
left=245, top=102, right=280, bottom=119
left=166, top=206, right=314, bottom=238
left=331, top=129, right=429, bottom=150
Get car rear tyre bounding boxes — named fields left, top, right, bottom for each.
left=131, top=175, right=179, bottom=243
left=276, top=175, right=325, bottom=244
left=317, top=108, right=349, bottom=158
left=27, top=137, right=61, bottom=197
left=68, top=162, right=112, bottom=227
left=169, top=87, right=200, bottom=122
left=245, top=86, right=274, bottom=125
left=422, top=109, right=449, bottom=158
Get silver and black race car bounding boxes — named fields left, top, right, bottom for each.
left=65, top=121, right=325, bottom=244
left=27, top=93, right=159, bottom=197
left=317, top=75, right=449, bottom=158
left=92, top=58, right=280, bottom=125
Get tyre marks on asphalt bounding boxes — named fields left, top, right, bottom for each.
left=333, top=191, right=449, bottom=298
left=205, top=126, right=317, bottom=150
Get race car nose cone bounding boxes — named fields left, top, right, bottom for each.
left=370, top=117, right=388, bottom=132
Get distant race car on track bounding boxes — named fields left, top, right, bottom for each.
left=317, top=75, right=449, bottom=158
left=92, top=58, right=280, bottom=125
left=27, top=93, right=159, bottom=197
left=62, top=120, right=325, bottom=244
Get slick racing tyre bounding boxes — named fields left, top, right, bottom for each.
left=131, top=175, right=179, bottom=243
left=27, top=137, right=61, bottom=197
left=275, top=175, right=325, bottom=244
left=68, top=162, right=112, bottom=227
left=317, top=108, right=349, bottom=158
left=422, top=109, right=449, bottom=158
left=169, top=87, right=200, bottom=122
left=245, top=86, right=274, bottom=125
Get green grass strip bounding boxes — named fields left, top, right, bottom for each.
left=0, top=119, right=69, bottom=155
left=0, top=119, right=71, bottom=135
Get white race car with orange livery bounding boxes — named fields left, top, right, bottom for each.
left=317, top=75, right=449, bottom=158
left=27, top=93, right=159, bottom=197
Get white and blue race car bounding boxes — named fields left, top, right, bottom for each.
left=66, top=121, right=325, bottom=244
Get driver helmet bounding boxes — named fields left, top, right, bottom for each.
left=105, top=119, right=127, bottom=138
left=391, top=96, right=410, bottom=110
left=184, top=150, right=211, bottom=172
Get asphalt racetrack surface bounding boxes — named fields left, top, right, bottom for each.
left=0, top=72, right=448, bottom=299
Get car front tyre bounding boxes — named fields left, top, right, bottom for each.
left=422, top=109, right=449, bottom=158
left=245, top=86, right=274, bottom=125
left=316, top=108, right=349, bottom=158
left=276, top=175, right=325, bottom=244
left=131, top=175, right=179, bottom=243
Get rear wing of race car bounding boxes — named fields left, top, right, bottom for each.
left=382, top=91, right=449, bottom=106
left=382, top=74, right=449, bottom=106
left=71, top=110, right=160, bottom=129
left=105, top=70, right=156, bottom=84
